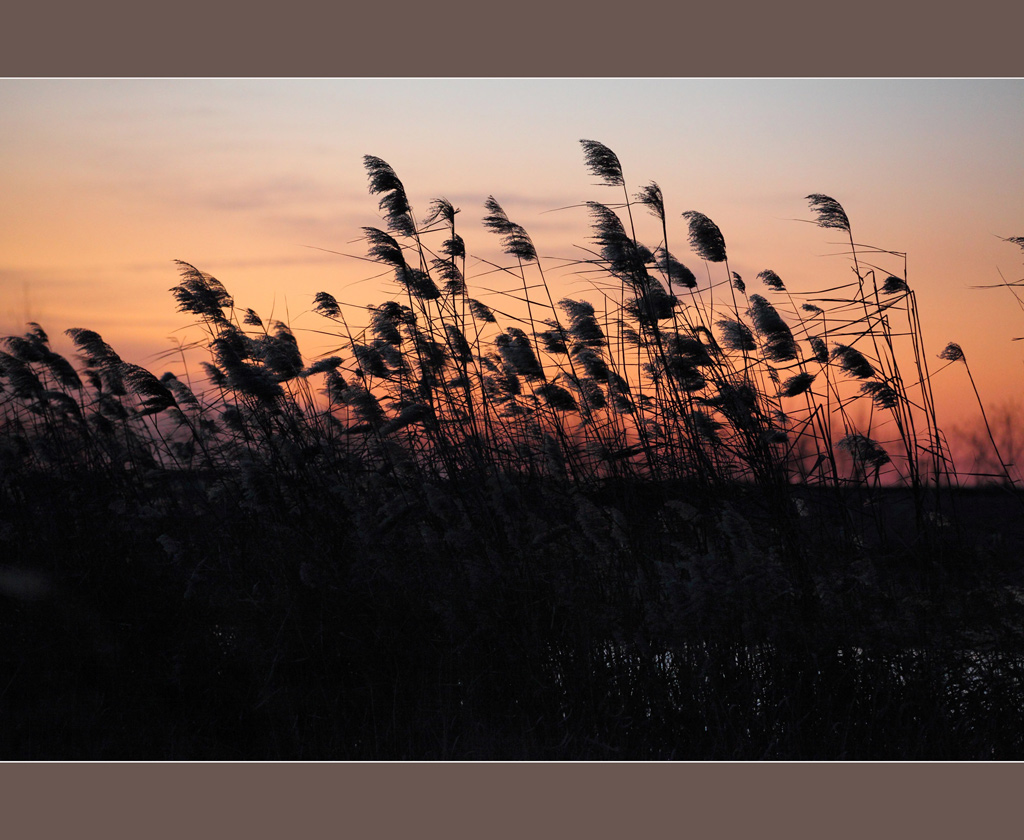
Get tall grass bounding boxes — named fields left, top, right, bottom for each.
left=2, top=142, right=1024, bottom=759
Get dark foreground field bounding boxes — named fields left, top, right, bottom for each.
left=4, top=467, right=1024, bottom=760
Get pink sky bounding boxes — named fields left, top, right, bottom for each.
left=2, top=79, right=1023, bottom=468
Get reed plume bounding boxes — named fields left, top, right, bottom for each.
left=805, top=194, right=851, bottom=232
left=482, top=197, right=537, bottom=263
left=831, top=344, right=875, bottom=379
left=363, top=155, right=416, bottom=238
left=579, top=139, right=624, bottom=187
left=747, top=295, right=798, bottom=362
left=682, top=211, right=728, bottom=263
left=758, top=270, right=786, bottom=292
left=635, top=182, right=665, bottom=221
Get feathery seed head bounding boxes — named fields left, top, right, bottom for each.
left=607, top=371, right=633, bottom=413
left=839, top=434, right=890, bottom=468
left=170, top=261, right=233, bottom=321
left=65, top=328, right=124, bottom=394
left=570, top=376, right=606, bottom=412
left=831, top=344, right=875, bottom=378
left=716, top=317, right=757, bottom=350
left=445, top=323, right=472, bottom=363
left=580, top=139, right=624, bottom=187
left=339, top=382, right=386, bottom=427
left=441, top=234, right=465, bottom=261
left=200, top=362, right=226, bottom=387
left=410, top=329, right=449, bottom=374
left=808, top=336, right=829, bottom=364
left=395, top=265, right=441, bottom=301
left=120, top=362, right=177, bottom=415
left=625, top=282, right=678, bottom=326
left=425, top=197, right=459, bottom=226
left=635, top=182, right=665, bottom=221
left=363, top=227, right=407, bottom=268
left=258, top=323, right=301, bottom=383
left=586, top=202, right=646, bottom=276
left=780, top=372, right=816, bottom=397
left=304, top=357, right=344, bottom=377
left=211, top=328, right=283, bottom=403
left=806, top=194, right=851, bottom=232
left=571, top=345, right=610, bottom=382
left=370, top=301, right=415, bottom=346
left=43, top=390, right=83, bottom=420
left=747, top=295, right=798, bottom=362
left=159, top=373, right=199, bottom=411
left=662, top=357, right=706, bottom=392
left=1001, top=236, right=1024, bottom=254
left=688, top=410, right=723, bottom=444
left=861, top=380, right=899, bottom=410
left=3, top=335, right=46, bottom=364
left=495, top=328, right=543, bottom=380
left=430, top=257, right=466, bottom=295
left=42, top=350, right=83, bottom=391
left=539, top=322, right=569, bottom=355
left=324, top=369, right=348, bottom=403
left=711, top=382, right=760, bottom=430
left=882, top=275, right=910, bottom=295
left=537, top=382, right=578, bottom=412
left=939, top=342, right=965, bottom=362
left=758, top=269, right=785, bottom=291
left=0, top=352, right=43, bottom=400
left=666, top=333, right=712, bottom=367
left=27, top=323, right=49, bottom=346
left=363, top=156, right=416, bottom=238
left=483, top=202, right=536, bottom=263
left=380, top=403, right=431, bottom=436
left=468, top=298, right=497, bottom=324
left=682, top=211, right=727, bottom=263
left=313, top=291, right=341, bottom=319
left=483, top=197, right=537, bottom=262
left=376, top=342, right=405, bottom=372
left=654, top=246, right=697, bottom=289
left=559, top=298, right=604, bottom=346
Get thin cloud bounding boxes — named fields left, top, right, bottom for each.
left=188, top=175, right=340, bottom=213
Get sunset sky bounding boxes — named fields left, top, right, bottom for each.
left=2, top=78, right=1023, bottom=450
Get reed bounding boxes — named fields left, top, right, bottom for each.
left=2, top=142, right=1023, bottom=759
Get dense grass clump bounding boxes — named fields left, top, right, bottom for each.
left=3, top=143, right=1024, bottom=759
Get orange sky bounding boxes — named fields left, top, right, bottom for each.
left=2, top=79, right=1023, bottom=468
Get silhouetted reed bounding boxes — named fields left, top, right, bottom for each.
left=3, top=142, right=1024, bottom=759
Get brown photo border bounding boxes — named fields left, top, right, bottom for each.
left=2, top=0, right=1023, bottom=837
left=2, top=1, right=1023, bottom=76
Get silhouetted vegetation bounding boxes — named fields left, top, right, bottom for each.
left=3, top=143, right=1024, bottom=759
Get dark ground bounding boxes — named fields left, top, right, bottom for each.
left=3, top=473, right=1024, bottom=759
